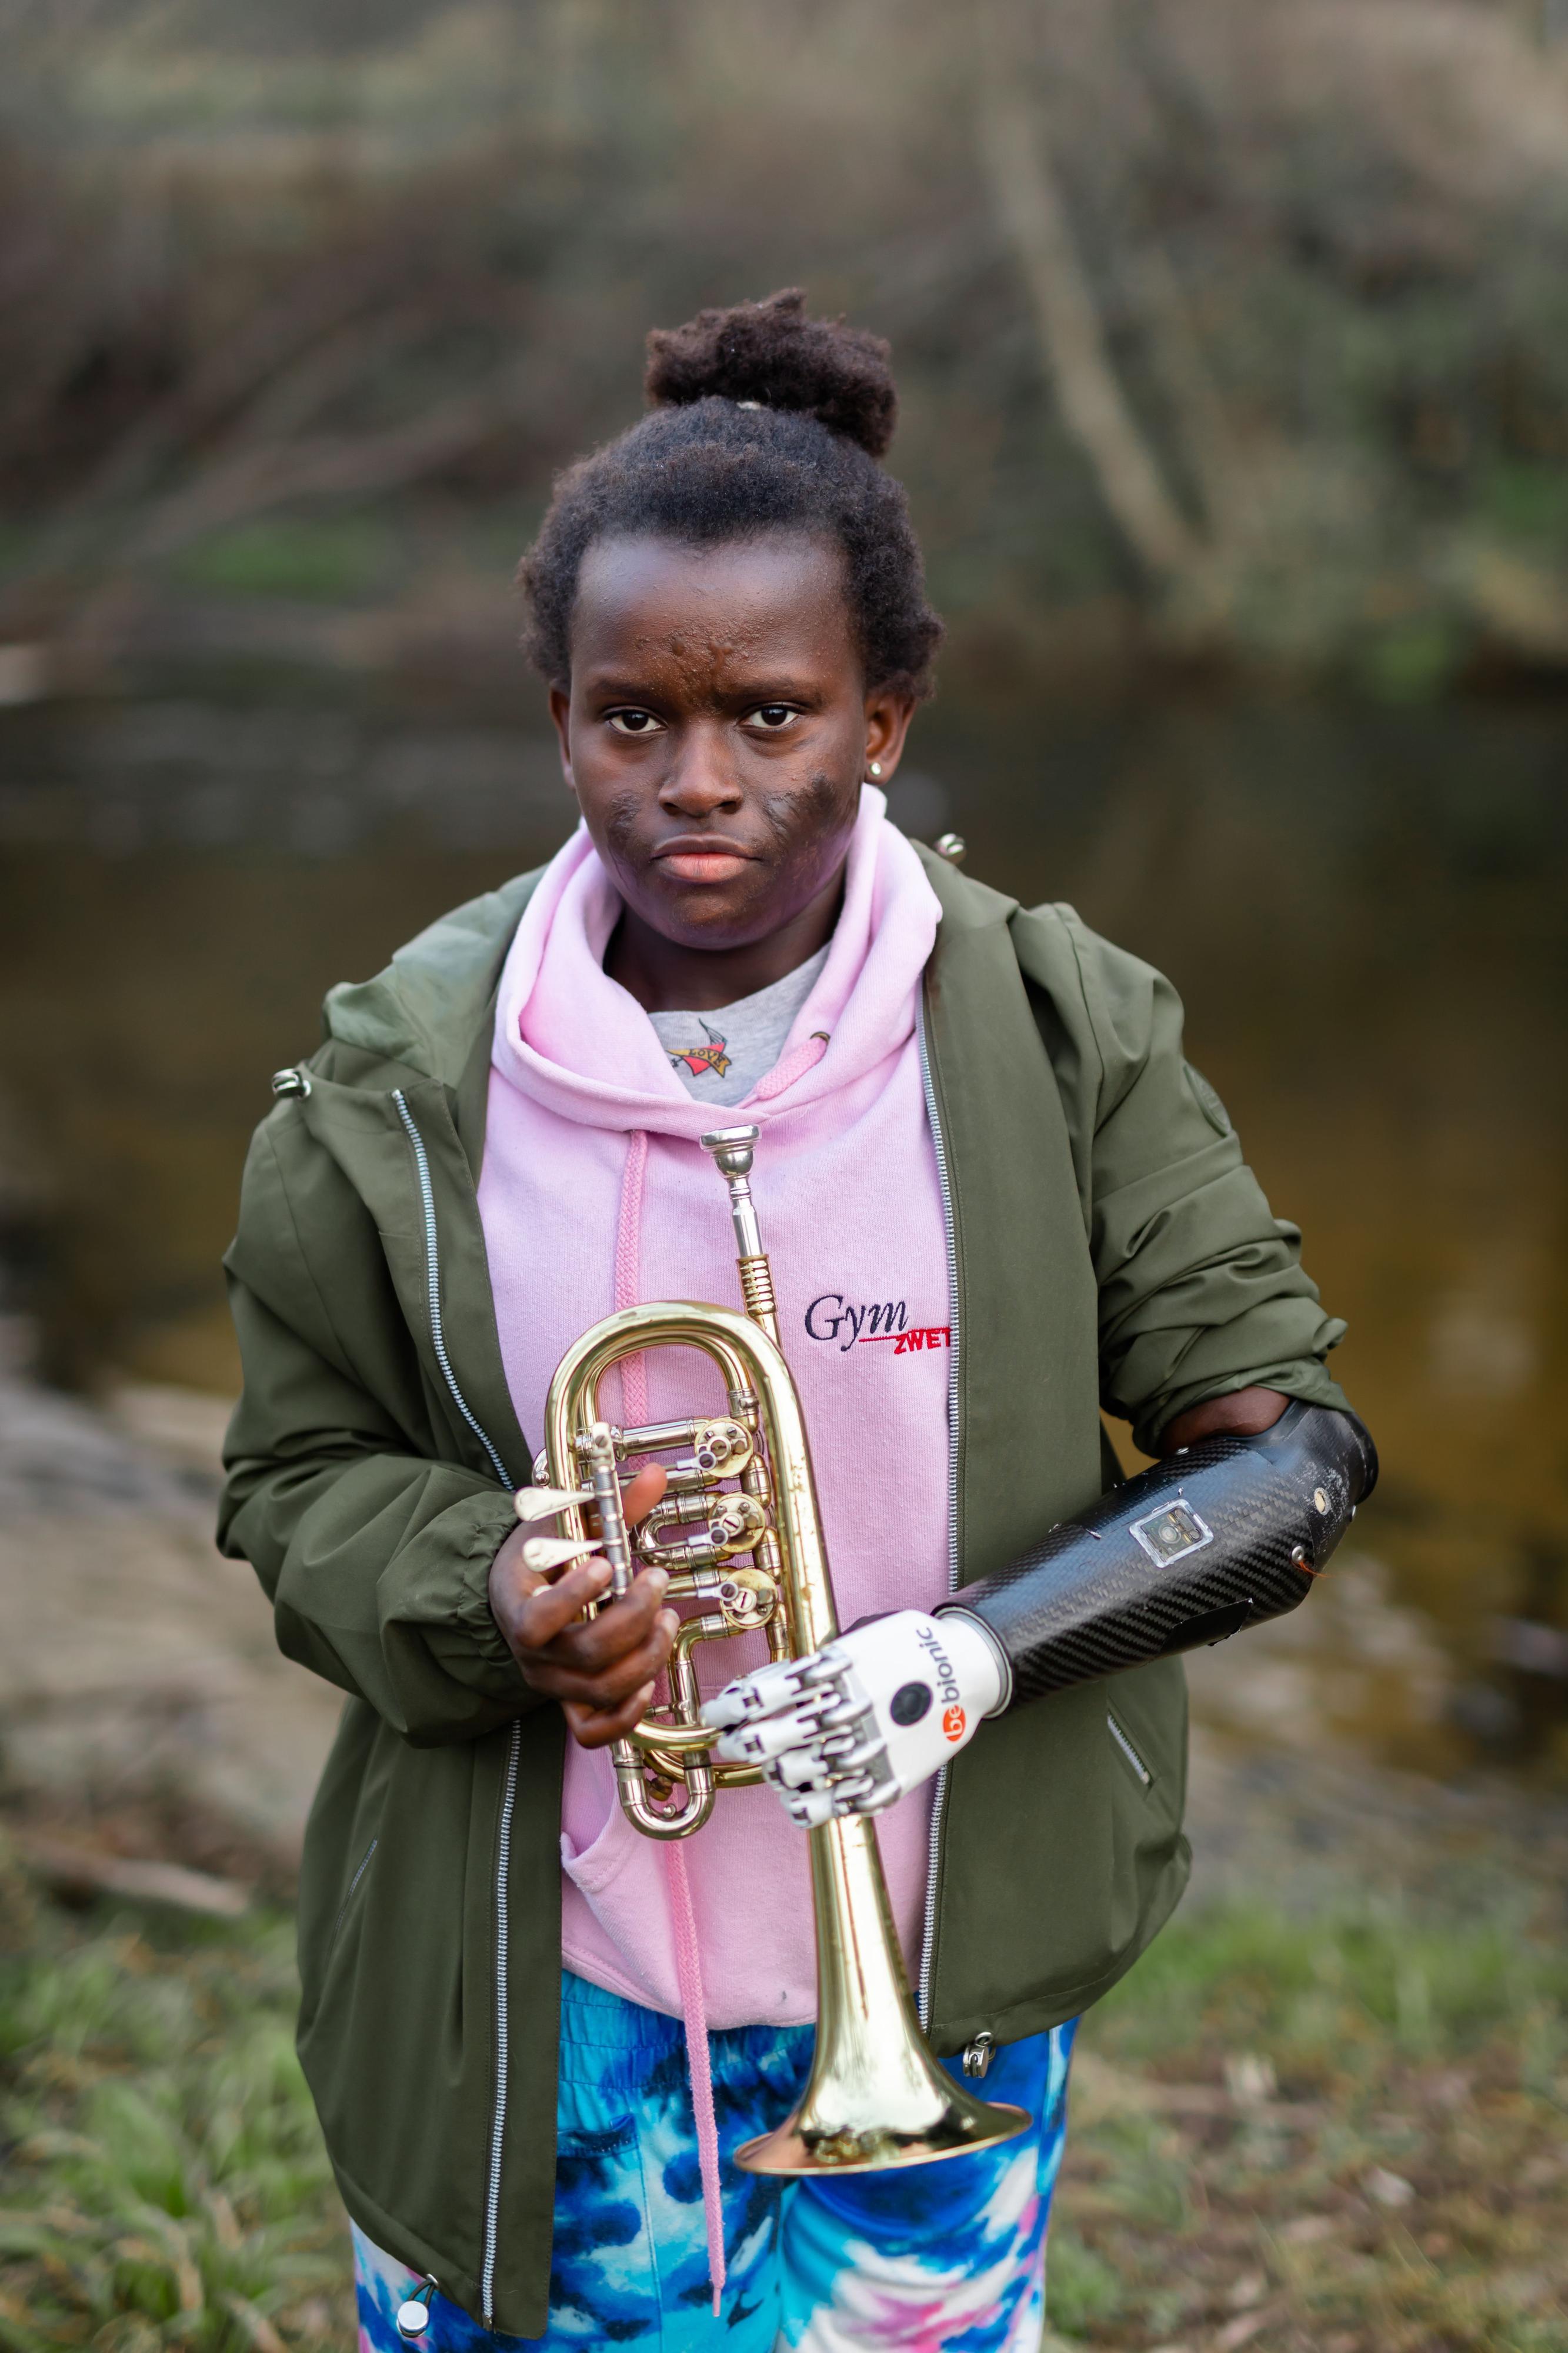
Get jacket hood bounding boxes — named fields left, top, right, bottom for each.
left=322, top=871, right=541, bottom=1088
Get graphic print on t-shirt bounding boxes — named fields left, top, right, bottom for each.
left=664, top=1019, right=732, bottom=1081
left=648, top=944, right=829, bottom=1107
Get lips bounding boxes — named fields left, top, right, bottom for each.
left=652, top=840, right=755, bottom=886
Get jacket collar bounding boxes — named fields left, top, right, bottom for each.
left=323, top=870, right=543, bottom=1088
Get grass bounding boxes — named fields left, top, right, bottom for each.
left=1049, top=1898, right=1568, bottom=2352
left=2, top=1844, right=1565, bottom=2352
left=0, top=1850, right=351, bottom=2352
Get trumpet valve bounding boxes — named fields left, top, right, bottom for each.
left=635, top=1491, right=768, bottom=1570
left=717, top=1564, right=776, bottom=1629
left=689, top=1417, right=753, bottom=1477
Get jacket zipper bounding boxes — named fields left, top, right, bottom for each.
left=392, top=1089, right=518, bottom=2327
left=482, top=1722, right=522, bottom=2326
left=392, top=1091, right=511, bottom=1487
left=1106, top=1709, right=1153, bottom=1787
left=916, top=1002, right=960, bottom=2031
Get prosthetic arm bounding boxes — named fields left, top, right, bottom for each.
left=706, top=1401, right=1377, bottom=1823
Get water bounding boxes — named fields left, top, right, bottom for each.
left=2, top=671, right=1564, bottom=1774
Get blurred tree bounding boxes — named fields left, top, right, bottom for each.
left=1, top=0, right=1566, bottom=686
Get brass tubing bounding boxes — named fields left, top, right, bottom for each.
left=591, top=1416, right=707, bottom=1456
left=632, top=1731, right=766, bottom=1790
left=613, top=1748, right=713, bottom=1838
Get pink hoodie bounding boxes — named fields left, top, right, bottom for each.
left=477, top=788, right=952, bottom=2031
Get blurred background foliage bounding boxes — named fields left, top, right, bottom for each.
left=4, top=0, right=1568, bottom=694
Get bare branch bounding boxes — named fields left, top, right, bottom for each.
left=122, top=361, right=538, bottom=564
left=977, top=15, right=1204, bottom=584
left=1131, top=244, right=1244, bottom=543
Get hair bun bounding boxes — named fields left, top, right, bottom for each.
left=644, top=289, right=897, bottom=459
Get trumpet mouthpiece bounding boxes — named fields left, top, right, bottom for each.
left=700, top=1124, right=759, bottom=1179
left=701, top=1123, right=766, bottom=1271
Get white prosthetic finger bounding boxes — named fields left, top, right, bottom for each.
left=710, top=1694, right=836, bottom=1766
left=780, top=1785, right=840, bottom=1829
left=855, top=1775, right=902, bottom=1815
left=790, top=1638, right=853, bottom=1689
left=768, top=1734, right=893, bottom=1801
left=773, top=1744, right=839, bottom=1789
left=700, top=1657, right=812, bottom=1729
left=780, top=1770, right=892, bottom=1825
left=813, top=1725, right=879, bottom=1763
left=770, top=1727, right=885, bottom=1788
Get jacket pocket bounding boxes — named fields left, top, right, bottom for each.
left=1106, top=1709, right=1153, bottom=1788
left=295, top=1701, right=389, bottom=2041
left=296, top=1729, right=499, bottom=2265
left=329, top=1835, right=381, bottom=1956
left=1103, top=1658, right=1188, bottom=1958
left=932, top=1657, right=1189, bottom=2040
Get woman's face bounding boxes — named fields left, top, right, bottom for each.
left=550, top=531, right=914, bottom=952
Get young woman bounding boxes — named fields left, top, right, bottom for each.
left=219, top=291, right=1369, bottom=2352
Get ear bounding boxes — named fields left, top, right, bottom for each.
left=549, top=686, right=576, bottom=793
left=862, top=690, right=917, bottom=783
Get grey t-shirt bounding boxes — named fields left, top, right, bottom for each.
left=648, top=946, right=830, bottom=1108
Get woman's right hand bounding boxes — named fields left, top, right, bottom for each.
left=489, top=1464, right=676, bottom=1748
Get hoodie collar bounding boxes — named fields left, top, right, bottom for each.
left=490, top=785, right=941, bottom=1140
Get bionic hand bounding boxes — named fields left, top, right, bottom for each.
left=702, top=1609, right=1007, bottom=1827
left=705, top=1400, right=1376, bottom=1824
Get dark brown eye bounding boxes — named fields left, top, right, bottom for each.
left=608, top=710, right=662, bottom=735
left=750, top=705, right=795, bottom=729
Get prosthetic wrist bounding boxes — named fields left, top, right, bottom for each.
left=948, top=1400, right=1377, bottom=1706
left=703, top=1608, right=1005, bottom=1826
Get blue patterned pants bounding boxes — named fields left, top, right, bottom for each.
left=354, top=1971, right=1077, bottom=2353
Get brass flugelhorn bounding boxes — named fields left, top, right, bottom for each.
left=516, top=1124, right=1026, bottom=2174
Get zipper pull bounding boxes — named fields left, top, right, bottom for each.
left=396, top=2277, right=438, bottom=2342
left=961, top=2031, right=995, bottom=2079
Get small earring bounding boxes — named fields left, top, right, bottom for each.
left=868, top=759, right=882, bottom=778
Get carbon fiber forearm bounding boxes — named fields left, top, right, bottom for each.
left=944, top=1402, right=1377, bottom=1707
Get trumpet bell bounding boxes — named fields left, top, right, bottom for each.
left=735, top=2056, right=1028, bottom=2176
left=734, top=1814, right=1029, bottom=2175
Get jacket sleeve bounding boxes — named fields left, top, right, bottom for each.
left=1015, top=904, right=1353, bottom=1457
left=217, top=1116, right=536, bottom=1747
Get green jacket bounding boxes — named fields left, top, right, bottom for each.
left=218, top=846, right=1349, bottom=2335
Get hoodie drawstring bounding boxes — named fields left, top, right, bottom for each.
left=613, top=1126, right=727, bottom=2318
left=751, top=1030, right=829, bottom=1104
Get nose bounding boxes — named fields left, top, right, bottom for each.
left=658, top=719, right=742, bottom=821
